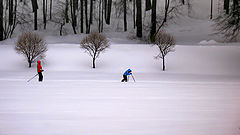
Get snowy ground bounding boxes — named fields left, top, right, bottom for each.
left=0, top=43, right=240, bottom=135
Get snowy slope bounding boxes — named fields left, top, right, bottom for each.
left=0, top=44, right=240, bottom=135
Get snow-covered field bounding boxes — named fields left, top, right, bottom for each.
left=0, top=44, right=240, bottom=135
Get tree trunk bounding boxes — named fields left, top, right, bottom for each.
left=136, top=0, right=142, bottom=37
left=164, top=0, right=169, bottom=22
left=145, top=0, right=151, bottom=11
left=150, top=0, right=156, bottom=41
left=92, top=57, right=96, bottom=68
left=70, top=0, right=77, bottom=34
left=224, top=0, right=229, bottom=14
left=65, top=0, right=69, bottom=23
left=34, top=10, right=38, bottom=30
left=99, top=0, right=101, bottom=32
left=85, top=0, right=89, bottom=33
left=10, top=0, right=17, bottom=37
left=28, top=60, right=32, bottom=68
left=89, top=0, right=93, bottom=24
left=233, top=0, right=239, bottom=14
left=162, top=57, right=165, bottom=71
left=210, top=0, right=213, bottom=19
left=104, top=0, right=107, bottom=22
left=154, top=0, right=170, bottom=40
left=73, top=0, right=77, bottom=27
left=31, top=0, right=38, bottom=30
left=9, top=0, right=13, bottom=25
left=187, top=0, right=191, bottom=16
left=0, top=0, right=3, bottom=41
left=133, top=0, right=135, bottom=29
left=80, top=0, right=83, bottom=33
left=43, top=0, right=46, bottom=29
left=49, top=0, right=52, bottom=20
left=124, top=0, right=127, bottom=31
left=106, top=0, right=112, bottom=24
left=101, top=0, right=104, bottom=32
left=60, top=24, right=63, bottom=36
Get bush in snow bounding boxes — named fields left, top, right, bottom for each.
left=15, top=32, right=48, bottom=68
left=80, top=31, right=110, bottom=68
left=154, top=31, right=175, bottom=71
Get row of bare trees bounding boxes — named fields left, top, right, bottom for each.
left=16, top=31, right=175, bottom=71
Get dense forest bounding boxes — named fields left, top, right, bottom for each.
left=0, top=0, right=239, bottom=41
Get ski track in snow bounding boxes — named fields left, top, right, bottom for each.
left=0, top=80, right=240, bottom=135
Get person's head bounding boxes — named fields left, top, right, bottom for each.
left=128, top=69, right=132, bottom=73
left=37, top=60, right=41, bottom=65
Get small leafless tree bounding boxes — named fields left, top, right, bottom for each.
left=154, top=31, right=175, bottom=71
left=80, top=31, right=110, bottom=68
left=15, top=32, right=48, bottom=68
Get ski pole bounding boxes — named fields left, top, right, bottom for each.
left=131, top=74, right=136, bottom=82
left=27, top=73, right=38, bottom=82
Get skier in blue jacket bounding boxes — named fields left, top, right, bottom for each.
left=121, top=69, right=132, bottom=82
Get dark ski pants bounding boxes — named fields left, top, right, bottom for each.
left=38, top=72, right=43, bottom=82
left=121, top=75, right=128, bottom=82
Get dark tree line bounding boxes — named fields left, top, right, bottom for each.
left=2, top=0, right=235, bottom=42
left=0, top=0, right=186, bottom=41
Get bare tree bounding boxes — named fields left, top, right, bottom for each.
left=154, top=31, right=175, bottom=71
left=80, top=31, right=110, bottom=68
left=15, top=32, right=48, bottom=68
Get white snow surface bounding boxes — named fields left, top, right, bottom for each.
left=0, top=44, right=240, bottom=135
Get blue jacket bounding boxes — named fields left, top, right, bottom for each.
left=123, top=69, right=132, bottom=76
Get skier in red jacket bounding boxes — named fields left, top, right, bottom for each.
left=37, top=61, right=44, bottom=82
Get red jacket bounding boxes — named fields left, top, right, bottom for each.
left=37, top=61, right=43, bottom=72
